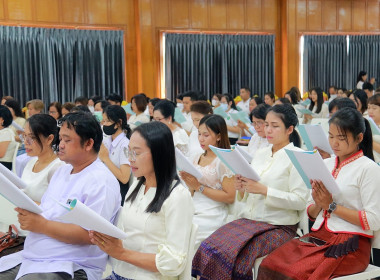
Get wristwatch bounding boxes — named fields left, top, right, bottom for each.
left=327, top=201, right=337, bottom=214
left=198, top=185, right=205, bottom=193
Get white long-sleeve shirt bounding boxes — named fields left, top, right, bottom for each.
left=111, top=181, right=194, bottom=280
left=239, top=143, right=310, bottom=226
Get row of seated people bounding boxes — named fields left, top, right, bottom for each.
left=0, top=96, right=379, bottom=279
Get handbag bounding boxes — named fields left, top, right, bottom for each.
left=0, top=225, right=25, bottom=257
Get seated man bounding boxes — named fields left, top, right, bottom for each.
left=0, top=111, right=121, bottom=280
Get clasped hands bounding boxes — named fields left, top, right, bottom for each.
left=235, top=175, right=267, bottom=196
left=179, top=171, right=201, bottom=192
left=310, top=179, right=333, bottom=210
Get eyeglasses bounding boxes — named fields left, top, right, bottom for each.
left=22, top=134, right=36, bottom=145
left=252, top=120, right=265, bottom=128
left=124, top=148, right=149, bottom=162
left=49, top=111, right=58, bottom=115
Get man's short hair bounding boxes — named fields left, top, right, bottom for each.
left=74, top=96, right=89, bottom=106
left=182, top=91, right=199, bottom=101
left=328, top=97, right=357, bottom=113
left=26, top=99, right=44, bottom=112
left=58, top=111, right=103, bottom=153
left=106, top=93, right=123, bottom=104
left=241, top=87, right=251, bottom=93
left=190, top=101, right=213, bottom=115
left=363, top=82, right=374, bottom=91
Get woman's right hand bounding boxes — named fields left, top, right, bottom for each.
left=89, top=230, right=125, bottom=260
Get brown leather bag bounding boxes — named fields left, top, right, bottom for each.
left=0, top=225, right=25, bottom=257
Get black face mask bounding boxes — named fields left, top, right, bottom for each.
left=103, top=124, right=118, bottom=135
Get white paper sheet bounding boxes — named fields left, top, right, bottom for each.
left=209, top=145, right=260, bottom=181
left=285, top=149, right=340, bottom=194
left=0, top=162, right=28, bottom=189
left=175, top=148, right=203, bottom=179
left=368, top=117, right=380, bottom=136
left=11, top=121, right=24, bottom=132
left=298, top=124, right=334, bottom=154
left=0, top=173, right=42, bottom=214
left=58, top=199, right=127, bottom=239
left=235, top=144, right=253, bottom=163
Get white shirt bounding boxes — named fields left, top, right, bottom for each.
left=239, top=143, right=309, bottom=226
left=310, top=152, right=380, bottom=237
left=128, top=113, right=150, bottom=130
left=188, top=129, right=203, bottom=157
left=172, top=127, right=189, bottom=156
left=180, top=111, right=194, bottom=133
left=357, top=81, right=364, bottom=89
left=111, top=181, right=194, bottom=280
left=373, top=134, right=380, bottom=163
left=225, top=109, right=240, bottom=139
left=0, top=127, right=16, bottom=162
left=22, top=157, right=64, bottom=203
left=237, top=98, right=251, bottom=115
left=247, top=133, right=270, bottom=161
left=192, top=154, right=234, bottom=246
left=0, top=159, right=121, bottom=280
left=103, top=133, right=130, bottom=168
left=303, top=103, right=329, bottom=123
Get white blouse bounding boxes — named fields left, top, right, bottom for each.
left=22, top=157, right=64, bottom=202
left=247, top=133, right=270, bottom=161
left=309, top=152, right=380, bottom=237
left=172, top=127, right=189, bottom=156
left=103, top=133, right=130, bottom=168
left=0, top=127, right=16, bottom=162
left=192, top=154, right=234, bottom=247
left=128, top=113, right=150, bottom=130
left=373, top=134, right=380, bottom=163
left=225, top=108, right=240, bottom=139
left=111, top=181, right=194, bottom=280
left=239, top=143, right=309, bottom=226
left=303, top=103, right=329, bottom=123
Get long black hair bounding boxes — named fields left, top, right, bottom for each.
left=5, top=99, right=23, bottom=118
left=329, top=107, right=374, bottom=161
left=104, top=105, right=131, bottom=138
left=27, top=114, right=58, bottom=152
left=357, top=71, right=367, bottom=84
left=350, top=89, right=368, bottom=114
left=199, top=115, right=230, bottom=149
left=309, top=87, right=324, bottom=114
left=267, top=104, right=301, bottom=148
left=222, top=94, right=238, bottom=110
left=125, top=122, right=179, bottom=213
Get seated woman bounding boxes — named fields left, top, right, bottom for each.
left=220, top=94, right=241, bottom=145
left=192, top=104, right=309, bottom=280
left=303, top=87, right=329, bottom=124
left=180, top=115, right=235, bottom=248
left=89, top=122, right=194, bottom=280
left=0, top=105, right=16, bottom=170
left=147, top=98, right=161, bottom=121
left=48, top=102, right=62, bottom=121
left=368, top=94, right=380, bottom=163
left=4, top=99, right=27, bottom=155
left=99, top=105, right=132, bottom=204
left=258, top=107, right=380, bottom=280
left=237, top=96, right=264, bottom=137
left=349, top=89, right=369, bottom=116
left=153, top=100, right=189, bottom=156
left=264, top=91, right=275, bottom=106
left=246, top=104, right=271, bottom=161
left=128, top=94, right=150, bottom=130
left=21, top=114, right=63, bottom=203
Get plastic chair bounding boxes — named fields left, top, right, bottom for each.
left=179, top=223, right=198, bottom=280
left=10, top=142, right=20, bottom=174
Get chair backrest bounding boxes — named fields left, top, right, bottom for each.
left=179, top=223, right=198, bottom=280
left=10, top=142, right=20, bottom=174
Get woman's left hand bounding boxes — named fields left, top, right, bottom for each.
left=98, top=143, right=109, bottom=162
left=89, top=231, right=125, bottom=260
left=179, top=171, right=201, bottom=192
left=311, top=179, right=333, bottom=210
left=240, top=177, right=267, bottom=196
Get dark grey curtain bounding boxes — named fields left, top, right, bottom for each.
left=303, top=35, right=347, bottom=93
left=165, top=33, right=274, bottom=100
left=347, top=35, right=380, bottom=89
left=0, top=26, right=125, bottom=107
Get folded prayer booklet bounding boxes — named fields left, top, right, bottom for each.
left=175, top=147, right=203, bottom=180
left=213, top=106, right=229, bottom=119
left=0, top=162, right=27, bottom=190
left=300, top=99, right=311, bottom=107
left=11, top=121, right=24, bottom=133
left=174, top=108, right=187, bottom=124
left=235, top=144, right=253, bottom=163
left=58, top=199, right=127, bottom=240
left=0, top=173, right=42, bottom=214
left=297, top=107, right=314, bottom=115
left=285, top=149, right=340, bottom=195
left=209, top=145, right=260, bottom=181
left=298, top=124, right=334, bottom=155
left=368, top=117, right=380, bottom=136
left=230, top=111, right=251, bottom=124
left=122, top=103, right=135, bottom=115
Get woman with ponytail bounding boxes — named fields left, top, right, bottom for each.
left=258, top=107, right=380, bottom=280
left=99, top=105, right=132, bottom=205
left=192, top=104, right=309, bottom=280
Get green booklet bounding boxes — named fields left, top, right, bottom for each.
left=213, top=106, right=229, bottom=119
left=174, top=108, right=187, bottom=124
left=230, top=111, right=251, bottom=124
left=122, top=103, right=135, bottom=115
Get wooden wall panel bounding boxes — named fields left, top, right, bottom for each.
left=171, top=0, right=190, bottom=28
left=209, top=0, right=227, bottom=29
left=109, top=0, right=129, bottom=24
left=153, top=0, right=169, bottom=27
left=263, top=0, right=277, bottom=30
left=352, top=1, right=366, bottom=31
left=296, top=0, right=307, bottom=30
left=87, top=0, right=108, bottom=24
left=190, top=0, right=208, bottom=28
left=227, top=0, right=245, bottom=30
left=61, top=0, right=84, bottom=23
left=338, top=0, right=352, bottom=31
left=322, top=1, right=337, bottom=30
left=246, top=0, right=262, bottom=30
left=367, top=1, right=380, bottom=30
left=0, top=0, right=5, bottom=19
left=7, top=0, right=33, bottom=21
left=35, top=0, right=60, bottom=22
left=308, top=0, right=322, bottom=30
